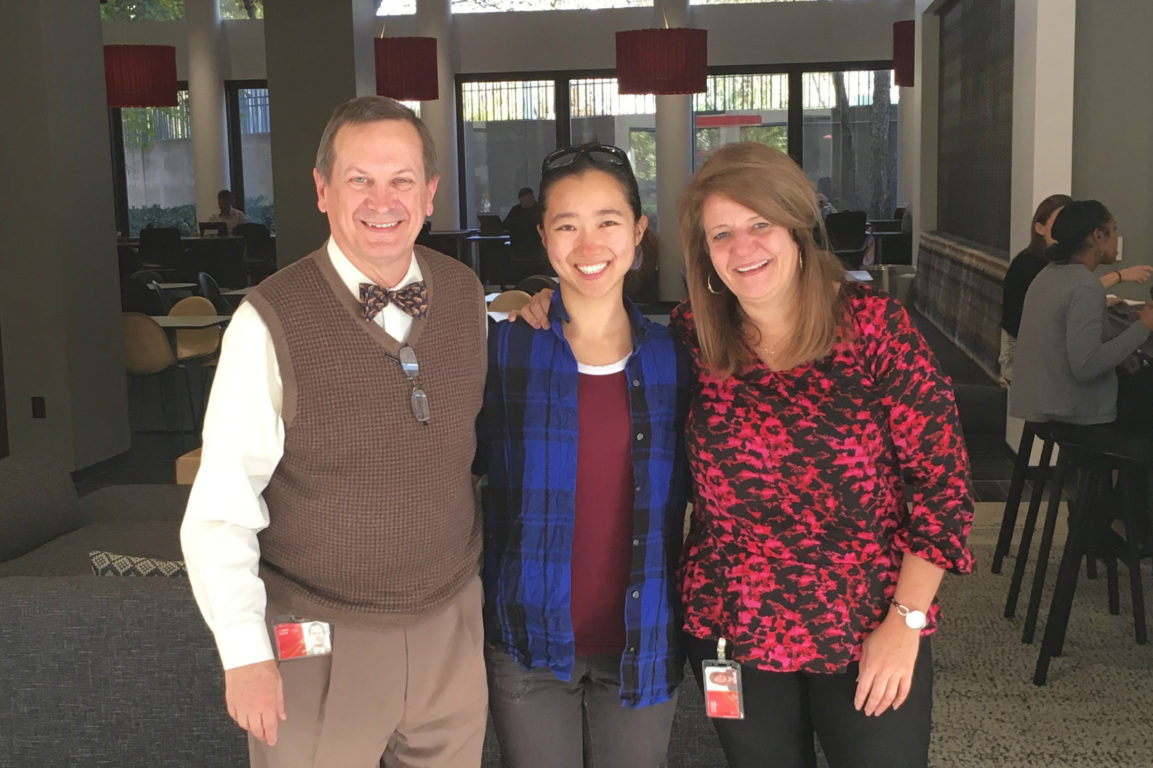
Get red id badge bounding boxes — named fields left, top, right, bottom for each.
left=273, top=618, right=332, bottom=661
left=702, top=660, right=745, bottom=719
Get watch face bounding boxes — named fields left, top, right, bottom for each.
left=905, top=610, right=928, bottom=630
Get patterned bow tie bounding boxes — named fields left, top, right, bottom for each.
left=360, top=281, right=428, bottom=321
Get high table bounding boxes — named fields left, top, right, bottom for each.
left=426, top=229, right=480, bottom=268
left=465, top=234, right=510, bottom=279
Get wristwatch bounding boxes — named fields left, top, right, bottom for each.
left=890, top=599, right=928, bottom=630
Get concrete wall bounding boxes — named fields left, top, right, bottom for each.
left=1072, top=0, right=1153, bottom=301
left=1, top=0, right=130, bottom=468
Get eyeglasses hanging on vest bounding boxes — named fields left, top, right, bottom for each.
left=397, top=345, right=430, bottom=424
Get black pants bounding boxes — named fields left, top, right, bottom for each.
left=684, top=633, right=933, bottom=768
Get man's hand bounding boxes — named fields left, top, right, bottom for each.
left=507, top=288, right=554, bottom=329
left=1119, top=265, right=1153, bottom=284
left=853, top=611, right=921, bottom=716
left=225, top=659, right=286, bottom=745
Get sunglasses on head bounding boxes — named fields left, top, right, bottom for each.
left=541, top=144, right=630, bottom=174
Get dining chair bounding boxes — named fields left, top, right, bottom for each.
left=234, top=222, right=276, bottom=285
left=138, top=227, right=183, bottom=271
left=824, top=211, right=869, bottom=268
left=168, top=296, right=220, bottom=363
left=121, top=312, right=197, bottom=432
left=513, top=275, right=557, bottom=296
left=487, top=290, right=534, bottom=313
left=197, top=272, right=235, bottom=315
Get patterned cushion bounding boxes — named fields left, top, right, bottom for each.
left=89, top=550, right=187, bottom=578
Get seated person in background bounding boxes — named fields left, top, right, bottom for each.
left=502, top=186, right=543, bottom=263
left=1001, top=194, right=1153, bottom=383
left=1010, top=199, right=1153, bottom=432
left=208, top=189, right=247, bottom=234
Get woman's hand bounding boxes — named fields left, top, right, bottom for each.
left=1118, top=265, right=1153, bottom=284
left=853, top=611, right=921, bottom=716
left=507, top=288, right=554, bottom=329
left=1137, top=302, right=1153, bottom=331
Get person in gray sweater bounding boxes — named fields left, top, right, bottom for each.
left=1010, top=200, right=1153, bottom=427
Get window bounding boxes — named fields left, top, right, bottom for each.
left=377, top=0, right=416, bottom=15
left=227, top=86, right=274, bottom=230
left=220, top=0, right=263, bottom=19
left=801, top=70, right=898, bottom=219
left=452, top=0, right=650, bottom=12
left=118, top=89, right=196, bottom=236
left=570, top=78, right=657, bottom=218
left=693, top=73, right=789, bottom=168
left=690, top=0, right=816, bottom=4
left=101, top=0, right=183, bottom=21
left=460, top=80, right=556, bottom=224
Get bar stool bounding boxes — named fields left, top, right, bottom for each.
left=998, top=421, right=1057, bottom=616
left=1033, top=425, right=1152, bottom=685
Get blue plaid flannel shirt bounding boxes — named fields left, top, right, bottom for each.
left=477, top=290, right=689, bottom=707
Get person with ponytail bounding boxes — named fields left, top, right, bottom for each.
left=1000, top=194, right=1152, bottom=382
left=1010, top=200, right=1153, bottom=430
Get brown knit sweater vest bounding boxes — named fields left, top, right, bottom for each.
left=245, top=245, right=486, bottom=625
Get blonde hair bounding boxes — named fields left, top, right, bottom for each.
left=678, top=143, right=846, bottom=377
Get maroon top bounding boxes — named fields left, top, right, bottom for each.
left=671, top=285, right=974, bottom=674
left=571, top=368, right=634, bottom=657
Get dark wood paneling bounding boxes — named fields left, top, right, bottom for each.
left=936, top=0, right=1015, bottom=253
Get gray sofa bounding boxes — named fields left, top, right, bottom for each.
left=0, top=454, right=726, bottom=767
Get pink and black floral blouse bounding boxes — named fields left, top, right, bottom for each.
left=670, top=284, right=974, bottom=674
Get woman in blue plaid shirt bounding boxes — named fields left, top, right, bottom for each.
left=477, top=143, right=690, bottom=768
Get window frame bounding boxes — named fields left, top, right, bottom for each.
left=454, top=60, right=892, bottom=228
left=109, top=79, right=191, bottom=238
left=224, top=78, right=270, bottom=209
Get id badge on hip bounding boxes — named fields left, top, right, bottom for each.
left=702, top=638, right=745, bottom=719
left=272, top=617, right=333, bottom=661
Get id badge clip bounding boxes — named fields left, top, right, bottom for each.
left=273, top=617, right=333, bottom=661
left=702, top=637, right=745, bottom=720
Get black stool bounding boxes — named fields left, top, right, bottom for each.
left=998, top=422, right=1057, bottom=616
left=1033, top=425, right=1152, bottom=685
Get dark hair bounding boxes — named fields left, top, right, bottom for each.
left=1027, top=193, right=1073, bottom=255
left=517, top=187, right=534, bottom=198
left=538, top=143, right=644, bottom=223
left=1045, top=199, right=1113, bottom=262
left=315, top=96, right=437, bottom=182
left=217, top=189, right=232, bottom=199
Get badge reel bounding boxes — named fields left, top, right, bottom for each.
left=272, top=617, right=333, bottom=661
left=702, top=638, right=745, bottom=720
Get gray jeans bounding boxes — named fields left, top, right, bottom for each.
left=485, top=646, right=677, bottom=768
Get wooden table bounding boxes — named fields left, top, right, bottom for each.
left=221, top=286, right=255, bottom=297
left=149, top=282, right=197, bottom=291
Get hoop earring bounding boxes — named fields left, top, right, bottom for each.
left=707, top=269, right=725, bottom=295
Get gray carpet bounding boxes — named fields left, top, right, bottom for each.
left=931, top=502, right=1153, bottom=767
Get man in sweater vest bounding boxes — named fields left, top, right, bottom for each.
left=181, top=96, right=488, bottom=767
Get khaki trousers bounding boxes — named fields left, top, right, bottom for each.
left=250, top=577, right=487, bottom=768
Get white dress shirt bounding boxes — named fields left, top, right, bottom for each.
left=181, top=239, right=422, bottom=670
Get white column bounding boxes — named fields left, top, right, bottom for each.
left=416, top=0, right=460, bottom=229
left=653, top=0, right=693, bottom=302
left=0, top=0, right=130, bottom=467
left=1009, top=0, right=1075, bottom=257
left=1005, top=0, right=1076, bottom=460
left=264, top=0, right=376, bottom=265
left=186, top=0, right=231, bottom=221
